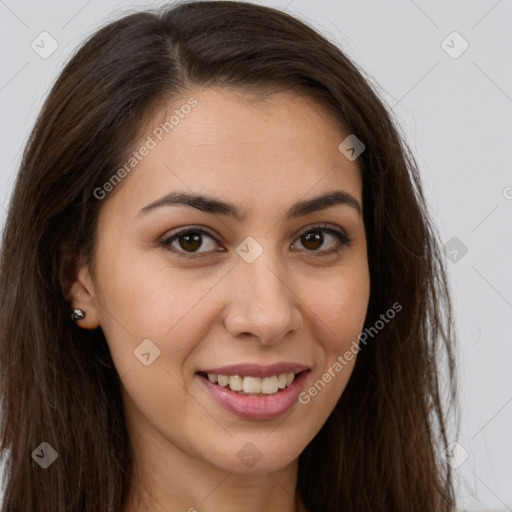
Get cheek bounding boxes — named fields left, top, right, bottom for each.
left=303, top=267, right=370, bottom=354
left=92, top=241, right=224, bottom=371
left=91, top=245, right=222, bottom=446
left=294, top=279, right=367, bottom=438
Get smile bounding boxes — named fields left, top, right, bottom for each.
left=196, top=363, right=310, bottom=420
left=201, top=372, right=297, bottom=395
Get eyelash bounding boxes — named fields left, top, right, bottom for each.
left=160, top=224, right=353, bottom=259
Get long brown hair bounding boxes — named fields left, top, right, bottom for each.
left=0, top=1, right=458, bottom=510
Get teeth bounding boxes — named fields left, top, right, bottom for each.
left=242, top=376, right=261, bottom=393
left=217, top=375, right=229, bottom=387
left=205, top=372, right=297, bottom=395
left=228, top=375, right=243, bottom=391
left=261, top=376, right=278, bottom=394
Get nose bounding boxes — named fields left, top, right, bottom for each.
left=222, top=248, right=303, bottom=345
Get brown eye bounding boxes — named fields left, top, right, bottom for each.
left=177, top=231, right=202, bottom=252
left=292, top=226, right=352, bottom=255
left=301, top=231, right=324, bottom=251
left=162, top=228, right=221, bottom=257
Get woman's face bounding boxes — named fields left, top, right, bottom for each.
left=74, top=87, right=370, bottom=475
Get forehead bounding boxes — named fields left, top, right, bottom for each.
left=102, top=87, right=363, bottom=219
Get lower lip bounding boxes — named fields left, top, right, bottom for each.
left=198, top=371, right=309, bottom=420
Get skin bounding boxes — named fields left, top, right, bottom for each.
left=69, top=87, right=370, bottom=512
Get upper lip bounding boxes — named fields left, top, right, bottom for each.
left=197, top=363, right=310, bottom=378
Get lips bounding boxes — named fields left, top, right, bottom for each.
left=196, top=363, right=310, bottom=420
left=198, top=362, right=310, bottom=378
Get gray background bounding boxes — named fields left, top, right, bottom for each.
left=0, top=0, right=511, bottom=510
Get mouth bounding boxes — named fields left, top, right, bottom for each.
left=195, top=363, right=310, bottom=420
left=197, top=370, right=303, bottom=396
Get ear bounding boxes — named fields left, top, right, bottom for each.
left=60, top=246, right=100, bottom=330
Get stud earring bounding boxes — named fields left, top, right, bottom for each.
left=71, top=308, right=86, bottom=322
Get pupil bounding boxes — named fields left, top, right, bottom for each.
left=303, top=231, right=322, bottom=250
left=180, top=232, right=201, bottom=252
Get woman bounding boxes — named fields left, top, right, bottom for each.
left=0, top=1, right=458, bottom=511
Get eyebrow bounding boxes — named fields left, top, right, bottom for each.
left=137, top=189, right=362, bottom=221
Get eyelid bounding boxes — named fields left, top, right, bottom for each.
left=160, top=223, right=352, bottom=258
left=293, top=222, right=348, bottom=240
left=160, top=225, right=223, bottom=258
left=291, top=223, right=352, bottom=255
left=162, top=224, right=218, bottom=241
